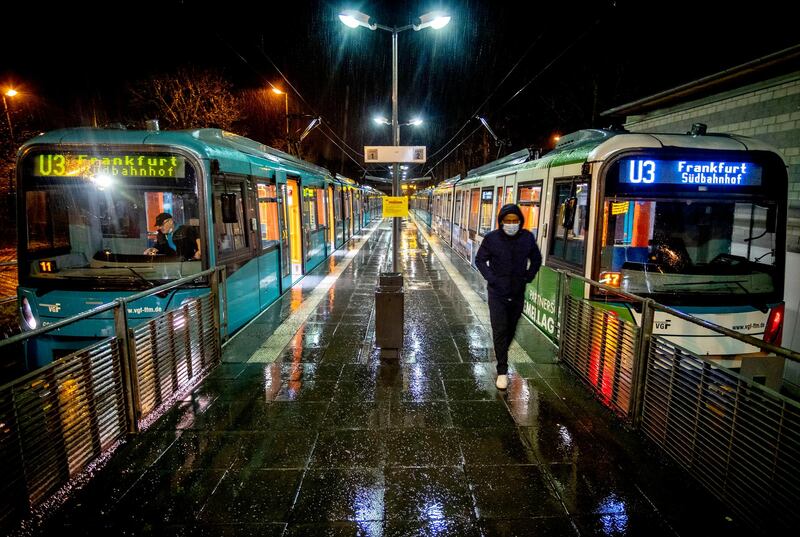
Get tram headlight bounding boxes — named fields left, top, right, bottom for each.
left=21, top=297, right=37, bottom=330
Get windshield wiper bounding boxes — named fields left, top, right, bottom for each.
left=660, top=279, right=750, bottom=293
left=101, top=266, right=155, bottom=289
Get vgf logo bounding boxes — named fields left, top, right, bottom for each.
left=40, top=303, right=61, bottom=313
left=654, top=319, right=672, bottom=330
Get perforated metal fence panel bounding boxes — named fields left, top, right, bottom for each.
left=0, top=338, right=127, bottom=528
left=642, top=335, right=800, bottom=530
left=132, top=295, right=219, bottom=424
left=560, top=295, right=639, bottom=417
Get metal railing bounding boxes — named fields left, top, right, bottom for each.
left=0, top=267, right=225, bottom=533
left=553, top=269, right=800, bottom=533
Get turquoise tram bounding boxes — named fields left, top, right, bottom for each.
left=15, top=127, right=382, bottom=367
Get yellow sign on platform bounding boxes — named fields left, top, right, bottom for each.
left=383, top=196, right=408, bottom=218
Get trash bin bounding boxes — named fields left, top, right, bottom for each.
left=375, top=272, right=404, bottom=351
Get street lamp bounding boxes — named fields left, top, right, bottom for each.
left=271, top=87, right=290, bottom=152
left=340, top=9, right=450, bottom=273
left=373, top=116, right=423, bottom=127
left=2, top=88, right=17, bottom=143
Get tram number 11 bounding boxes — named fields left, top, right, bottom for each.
left=627, top=160, right=656, bottom=183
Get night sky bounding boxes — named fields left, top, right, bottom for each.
left=3, top=0, right=797, bottom=181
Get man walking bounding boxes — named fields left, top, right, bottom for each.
left=476, top=203, right=542, bottom=390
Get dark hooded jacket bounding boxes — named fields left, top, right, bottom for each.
left=475, top=204, right=542, bottom=299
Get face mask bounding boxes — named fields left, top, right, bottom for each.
left=502, top=223, right=520, bottom=236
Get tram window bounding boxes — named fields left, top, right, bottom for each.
left=316, top=188, right=326, bottom=227
left=598, top=198, right=779, bottom=299
left=221, top=194, right=238, bottom=223
left=549, top=180, right=589, bottom=266
left=333, top=186, right=342, bottom=220
left=344, top=191, right=352, bottom=219
left=257, top=183, right=279, bottom=250
left=517, top=183, right=541, bottom=237
left=446, top=193, right=452, bottom=221
left=97, top=197, right=141, bottom=238
left=25, top=190, right=70, bottom=251
left=461, top=191, right=470, bottom=228
left=213, top=182, right=247, bottom=254
left=505, top=186, right=514, bottom=205
left=468, top=188, right=480, bottom=232
left=495, top=185, right=513, bottom=220
left=478, top=188, right=494, bottom=235
left=303, top=187, right=317, bottom=230
left=453, top=192, right=462, bottom=226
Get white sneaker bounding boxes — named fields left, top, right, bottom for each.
left=495, top=374, right=508, bottom=390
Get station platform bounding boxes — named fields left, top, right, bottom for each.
left=26, top=218, right=755, bottom=536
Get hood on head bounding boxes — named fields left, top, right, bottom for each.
left=497, top=203, right=524, bottom=228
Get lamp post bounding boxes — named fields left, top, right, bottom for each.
left=340, top=10, right=450, bottom=273
left=271, top=87, right=290, bottom=153
left=2, top=88, right=17, bottom=144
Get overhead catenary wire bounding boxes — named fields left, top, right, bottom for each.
left=214, top=31, right=368, bottom=174
left=254, top=48, right=368, bottom=170
left=426, top=33, right=544, bottom=162
left=422, top=16, right=602, bottom=179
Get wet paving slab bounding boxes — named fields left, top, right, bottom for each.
left=26, top=219, right=756, bottom=536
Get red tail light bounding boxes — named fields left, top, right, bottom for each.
left=763, top=303, right=784, bottom=346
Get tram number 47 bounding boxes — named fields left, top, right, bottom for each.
left=628, top=160, right=656, bottom=183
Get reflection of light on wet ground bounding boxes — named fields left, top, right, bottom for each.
left=353, top=486, right=383, bottom=522
left=290, top=288, right=303, bottom=312
left=598, top=494, right=628, bottom=534
left=510, top=394, right=530, bottom=421
left=472, top=363, right=485, bottom=378
left=263, top=365, right=280, bottom=402
left=356, top=521, right=382, bottom=537
left=420, top=498, right=445, bottom=520
left=408, top=325, right=421, bottom=352
left=407, top=363, right=424, bottom=400
left=175, top=395, right=214, bottom=429
left=558, top=424, right=574, bottom=450
left=508, top=375, right=530, bottom=401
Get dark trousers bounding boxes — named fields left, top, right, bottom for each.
left=488, top=294, right=524, bottom=375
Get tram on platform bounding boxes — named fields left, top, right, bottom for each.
left=15, top=127, right=383, bottom=367
left=412, top=127, right=788, bottom=366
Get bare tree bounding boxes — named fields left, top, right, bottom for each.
left=129, top=67, right=241, bottom=130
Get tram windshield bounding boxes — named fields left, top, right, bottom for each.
left=599, top=198, right=779, bottom=304
left=20, top=151, right=204, bottom=288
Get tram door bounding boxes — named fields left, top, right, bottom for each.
left=342, top=188, right=351, bottom=243
left=286, top=178, right=303, bottom=281
left=256, top=182, right=281, bottom=307
left=327, top=186, right=335, bottom=252
left=278, top=184, right=291, bottom=291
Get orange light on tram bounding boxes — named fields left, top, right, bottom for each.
left=599, top=271, right=621, bottom=287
